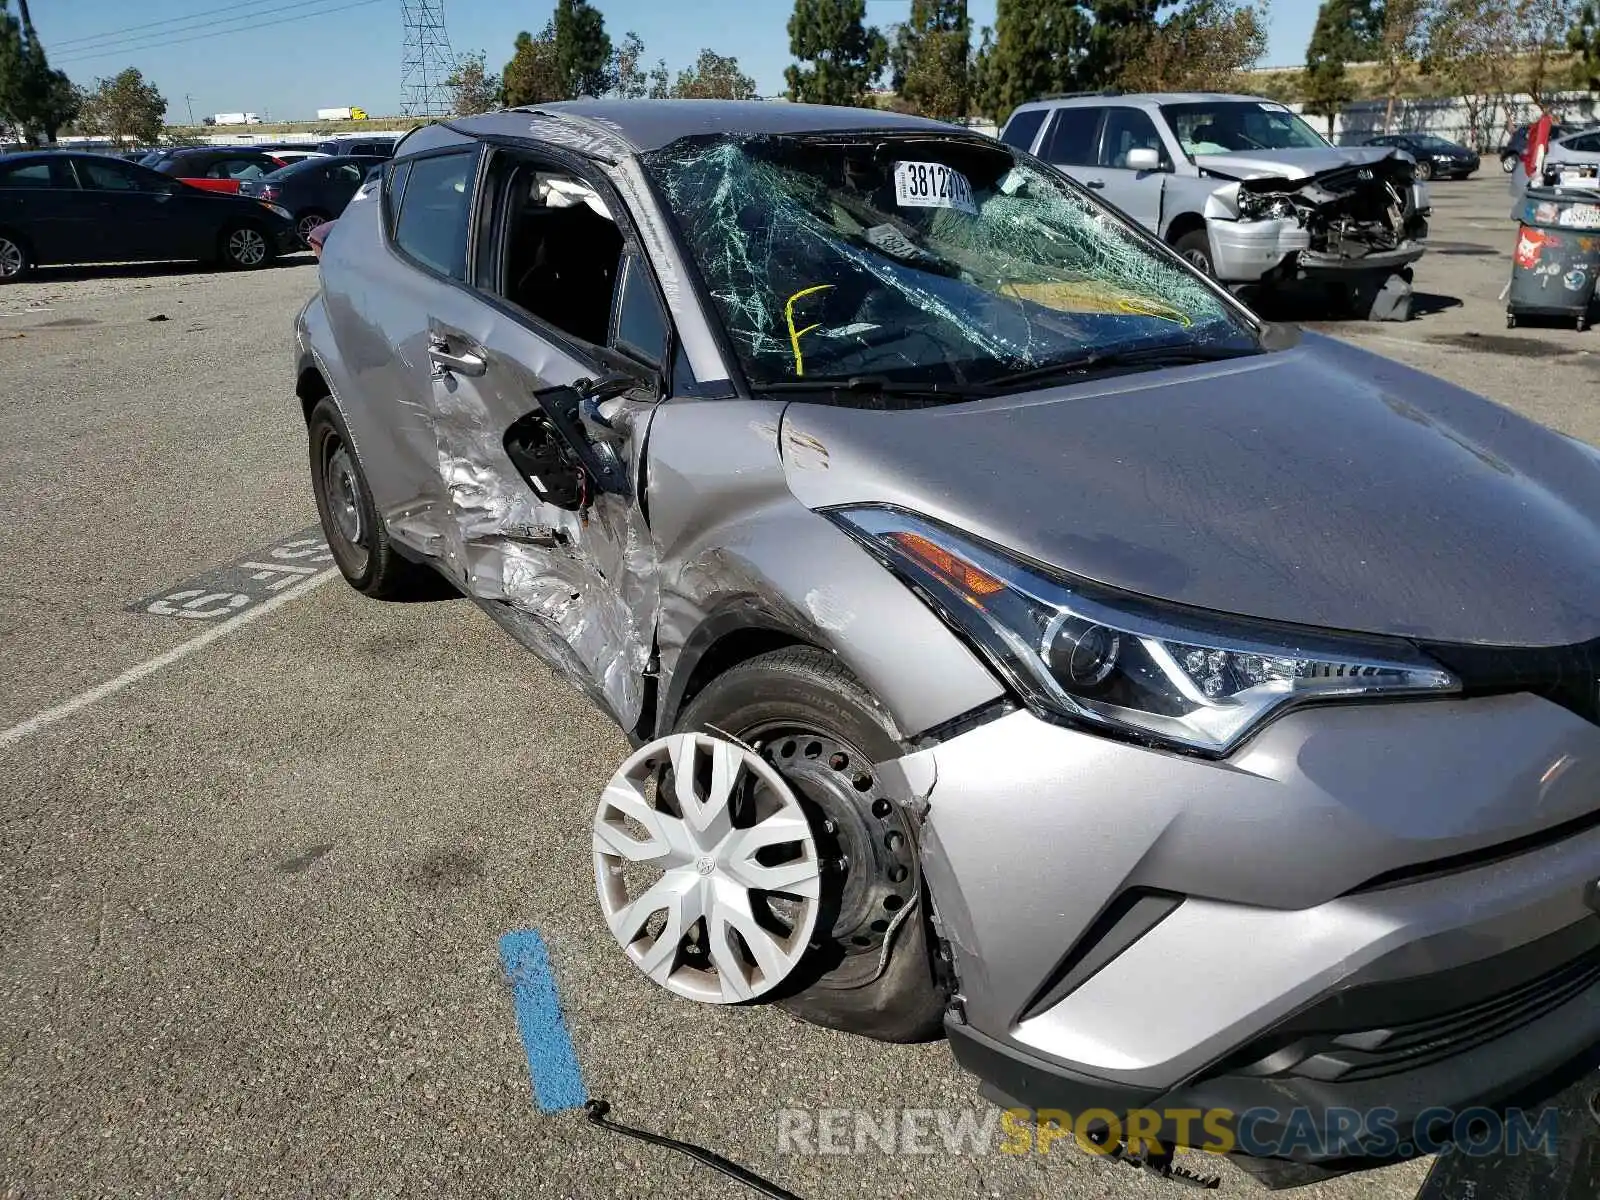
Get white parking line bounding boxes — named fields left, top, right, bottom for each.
left=0, top=569, right=339, bottom=748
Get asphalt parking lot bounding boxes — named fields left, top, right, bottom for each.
left=0, top=172, right=1592, bottom=1200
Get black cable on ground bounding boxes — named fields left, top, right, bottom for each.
left=583, top=1098, right=809, bottom=1200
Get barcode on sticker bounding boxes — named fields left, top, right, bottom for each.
left=894, top=162, right=977, bottom=213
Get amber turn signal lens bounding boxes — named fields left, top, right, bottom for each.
left=887, top=531, right=1006, bottom=598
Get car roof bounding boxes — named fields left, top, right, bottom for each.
left=426, top=100, right=958, bottom=158
left=1011, top=92, right=1262, bottom=114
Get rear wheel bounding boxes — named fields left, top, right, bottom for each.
left=1174, top=229, right=1215, bottom=276
left=307, top=396, right=440, bottom=600
left=0, top=231, right=30, bottom=282
left=295, top=210, right=330, bottom=247
left=672, top=648, right=948, bottom=1043
left=219, top=223, right=271, bottom=269
left=1414, top=159, right=1434, bottom=182
left=1501, top=154, right=1518, bottom=174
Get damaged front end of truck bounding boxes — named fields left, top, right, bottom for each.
left=1197, top=151, right=1429, bottom=317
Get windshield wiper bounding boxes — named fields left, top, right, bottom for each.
left=758, top=374, right=993, bottom=402
left=983, top=343, right=1258, bottom=390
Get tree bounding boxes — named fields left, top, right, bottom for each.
left=1084, top=0, right=1167, bottom=89
left=972, top=0, right=1088, bottom=124
left=1423, top=0, right=1516, bottom=149
left=1571, top=1, right=1600, bottom=90
left=785, top=0, right=888, bottom=105
left=445, top=51, right=500, bottom=115
left=1304, top=0, right=1356, bottom=133
left=892, top=0, right=971, bottom=120
left=1376, top=0, right=1426, bottom=131
left=610, top=31, right=650, bottom=98
left=670, top=50, right=760, bottom=99
left=503, top=23, right=564, bottom=106
left=1121, top=0, right=1268, bottom=92
left=76, top=68, right=165, bottom=146
left=0, top=0, right=78, bottom=144
left=1516, top=0, right=1575, bottom=108
left=554, top=0, right=612, bottom=98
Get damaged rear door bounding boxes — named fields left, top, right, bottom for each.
left=396, top=143, right=663, bottom=729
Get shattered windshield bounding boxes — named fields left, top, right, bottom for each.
left=1161, top=102, right=1331, bottom=157
left=644, top=133, right=1252, bottom=390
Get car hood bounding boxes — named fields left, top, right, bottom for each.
left=1193, top=145, right=1396, bottom=180
left=779, top=335, right=1600, bottom=646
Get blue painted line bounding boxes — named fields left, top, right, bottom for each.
left=499, top=929, right=587, bottom=1112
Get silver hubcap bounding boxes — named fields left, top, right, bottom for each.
left=297, top=215, right=324, bottom=243
left=1183, top=248, right=1212, bottom=274
left=327, top=446, right=364, bottom=546
left=0, top=238, right=22, bottom=278
left=229, top=228, right=266, bottom=266
left=594, top=733, right=822, bottom=1004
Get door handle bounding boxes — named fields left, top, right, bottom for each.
left=1084, top=179, right=1106, bottom=189
left=428, top=337, right=486, bottom=378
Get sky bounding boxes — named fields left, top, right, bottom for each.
left=33, top=0, right=1322, bottom=125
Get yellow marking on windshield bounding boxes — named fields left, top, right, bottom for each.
left=785, top=284, right=834, bottom=376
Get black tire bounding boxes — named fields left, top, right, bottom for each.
left=0, top=229, right=31, bottom=282
left=218, top=222, right=272, bottom=270
left=307, top=396, right=440, bottom=600
left=1414, top=159, right=1434, bottom=182
left=1173, top=228, right=1214, bottom=276
left=1501, top=154, right=1517, bottom=174
left=294, top=209, right=330, bottom=247
left=676, top=647, right=948, bottom=1043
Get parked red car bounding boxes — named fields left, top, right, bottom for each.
left=145, top=147, right=286, bottom=195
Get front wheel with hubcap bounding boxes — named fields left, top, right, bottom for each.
left=220, top=224, right=270, bottom=269
left=651, top=647, right=948, bottom=1043
left=1414, top=159, right=1434, bottom=182
left=0, top=232, right=29, bottom=282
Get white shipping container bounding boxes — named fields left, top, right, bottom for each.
left=213, top=112, right=262, bottom=126
left=317, top=107, right=354, bottom=121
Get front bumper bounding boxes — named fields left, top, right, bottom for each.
left=1206, top=216, right=1310, bottom=282
left=881, top=696, right=1600, bottom=1163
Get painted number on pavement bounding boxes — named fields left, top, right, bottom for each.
left=131, top=527, right=335, bottom=621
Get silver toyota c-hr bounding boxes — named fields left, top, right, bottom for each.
left=295, top=101, right=1600, bottom=1186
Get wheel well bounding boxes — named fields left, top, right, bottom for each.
left=667, top=626, right=811, bottom=730
left=1165, top=212, right=1208, bottom=246
left=296, top=367, right=330, bottom=423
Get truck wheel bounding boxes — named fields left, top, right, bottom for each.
left=1174, top=229, right=1215, bottom=276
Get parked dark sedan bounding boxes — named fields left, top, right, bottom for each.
left=239, top=154, right=386, bottom=244
left=1363, top=132, right=1479, bottom=180
left=145, top=146, right=287, bottom=194
left=0, top=151, right=300, bottom=280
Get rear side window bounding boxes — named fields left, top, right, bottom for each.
left=1041, top=108, right=1101, bottom=165
left=999, top=109, right=1047, bottom=152
left=392, top=152, right=474, bottom=280
left=0, top=161, right=54, bottom=188
left=384, top=160, right=412, bottom=229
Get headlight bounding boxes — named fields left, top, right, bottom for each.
left=830, top=508, right=1458, bottom=755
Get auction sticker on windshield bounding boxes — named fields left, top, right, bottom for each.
left=894, top=161, right=977, bottom=213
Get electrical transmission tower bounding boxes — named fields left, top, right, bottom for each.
left=400, top=0, right=455, bottom=118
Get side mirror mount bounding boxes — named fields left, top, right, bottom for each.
left=1126, top=147, right=1163, bottom=173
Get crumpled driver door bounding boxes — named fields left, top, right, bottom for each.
left=422, top=291, right=659, bottom=732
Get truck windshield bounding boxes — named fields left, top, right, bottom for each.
left=1160, top=101, right=1331, bottom=157
left=644, top=133, right=1254, bottom=391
